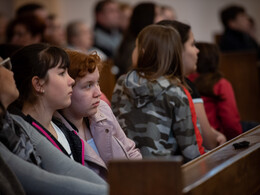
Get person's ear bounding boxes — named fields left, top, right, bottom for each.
left=32, top=76, right=45, bottom=94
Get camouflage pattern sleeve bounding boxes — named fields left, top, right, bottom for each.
left=168, top=87, right=201, bottom=162
left=111, top=74, right=201, bottom=162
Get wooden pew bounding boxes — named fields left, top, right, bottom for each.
left=99, top=59, right=116, bottom=101
left=108, top=126, right=260, bottom=194
left=108, top=158, right=183, bottom=195
left=219, top=51, right=260, bottom=122
left=182, top=125, right=260, bottom=195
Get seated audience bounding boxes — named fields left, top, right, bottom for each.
left=54, top=50, right=142, bottom=178
left=219, top=4, right=260, bottom=59
left=0, top=56, right=107, bottom=194
left=94, top=0, right=122, bottom=59
left=44, top=14, right=66, bottom=47
left=112, top=25, right=205, bottom=163
left=6, top=14, right=46, bottom=46
left=67, top=20, right=107, bottom=61
left=194, top=42, right=246, bottom=140
left=158, top=20, right=226, bottom=149
left=66, top=20, right=111, bottom=106
left=114, top=2, right=163, bottom=78
left=10, top=44, right=85, bottom=165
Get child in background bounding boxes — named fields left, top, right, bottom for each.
left=194, top=42, right=243, bottom=140
left=112, top=25, right=205, bottom=163
left=157, top=20, right=226, bottom=149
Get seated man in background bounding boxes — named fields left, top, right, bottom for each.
left=219, top=4, right=260, bottom=59
left=93, top=0, right=122, bottom=59
left=66, top=20, right=107, bottom=61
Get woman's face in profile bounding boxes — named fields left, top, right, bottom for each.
left=41, top=65, right=74, bottom=110
left=0, top=58, right=19, bottom=108
left=182, top=30, right=200, bottom=76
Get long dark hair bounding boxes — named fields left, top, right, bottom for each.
left=127, top=2, right=156, bottom=38
left=194, top=42, right=223, bottom=100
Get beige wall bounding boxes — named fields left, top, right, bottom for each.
left=59, top=0, right=260, bottom=43
left=1, top=0, right=260, bottom=43
left=13, top=0, right=61, bottom=15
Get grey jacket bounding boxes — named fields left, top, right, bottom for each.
left=112, top=70, right=201, bottom=162
left=0, top=113, right=107, bottom=194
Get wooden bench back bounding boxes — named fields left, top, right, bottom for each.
left=182, top=125, right=260, bottom=195
left=108, top=158, right=183, bottom=195
left=99, top=59, right=116, bottom=101
left=108, top=127, right=260, bottom=194
left=219, top=51, right=260, bottom=122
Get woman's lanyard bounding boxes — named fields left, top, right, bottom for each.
left=26, top=115, right=71, bottom=157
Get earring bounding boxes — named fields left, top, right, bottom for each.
left=39, top=87, right=44, bottom=94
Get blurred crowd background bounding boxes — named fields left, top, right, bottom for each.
left=1, top=0, right=259, bottom=44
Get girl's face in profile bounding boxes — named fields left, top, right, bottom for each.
left=0, top=58, right=19, bottom=108
left=69, top=67, right=101, bottom=117
left=182, top=30, right=199, bottom=76
left=42, top=65, right=74, bottom=110
left=132, top=39, right=139, bottom=68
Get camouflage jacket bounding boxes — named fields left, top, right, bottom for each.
left=111, top=71, right=201, bottom=162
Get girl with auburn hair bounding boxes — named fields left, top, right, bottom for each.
left=157, top=20, right=226, bottom=149
left=0, top=56, right=107, bottom=194
left=54, top=50, right=142, bottom=179
left=112, top=24, right=205, bottom=163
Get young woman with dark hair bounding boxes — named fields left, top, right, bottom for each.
left=10, top=43, right=83, bottom=164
